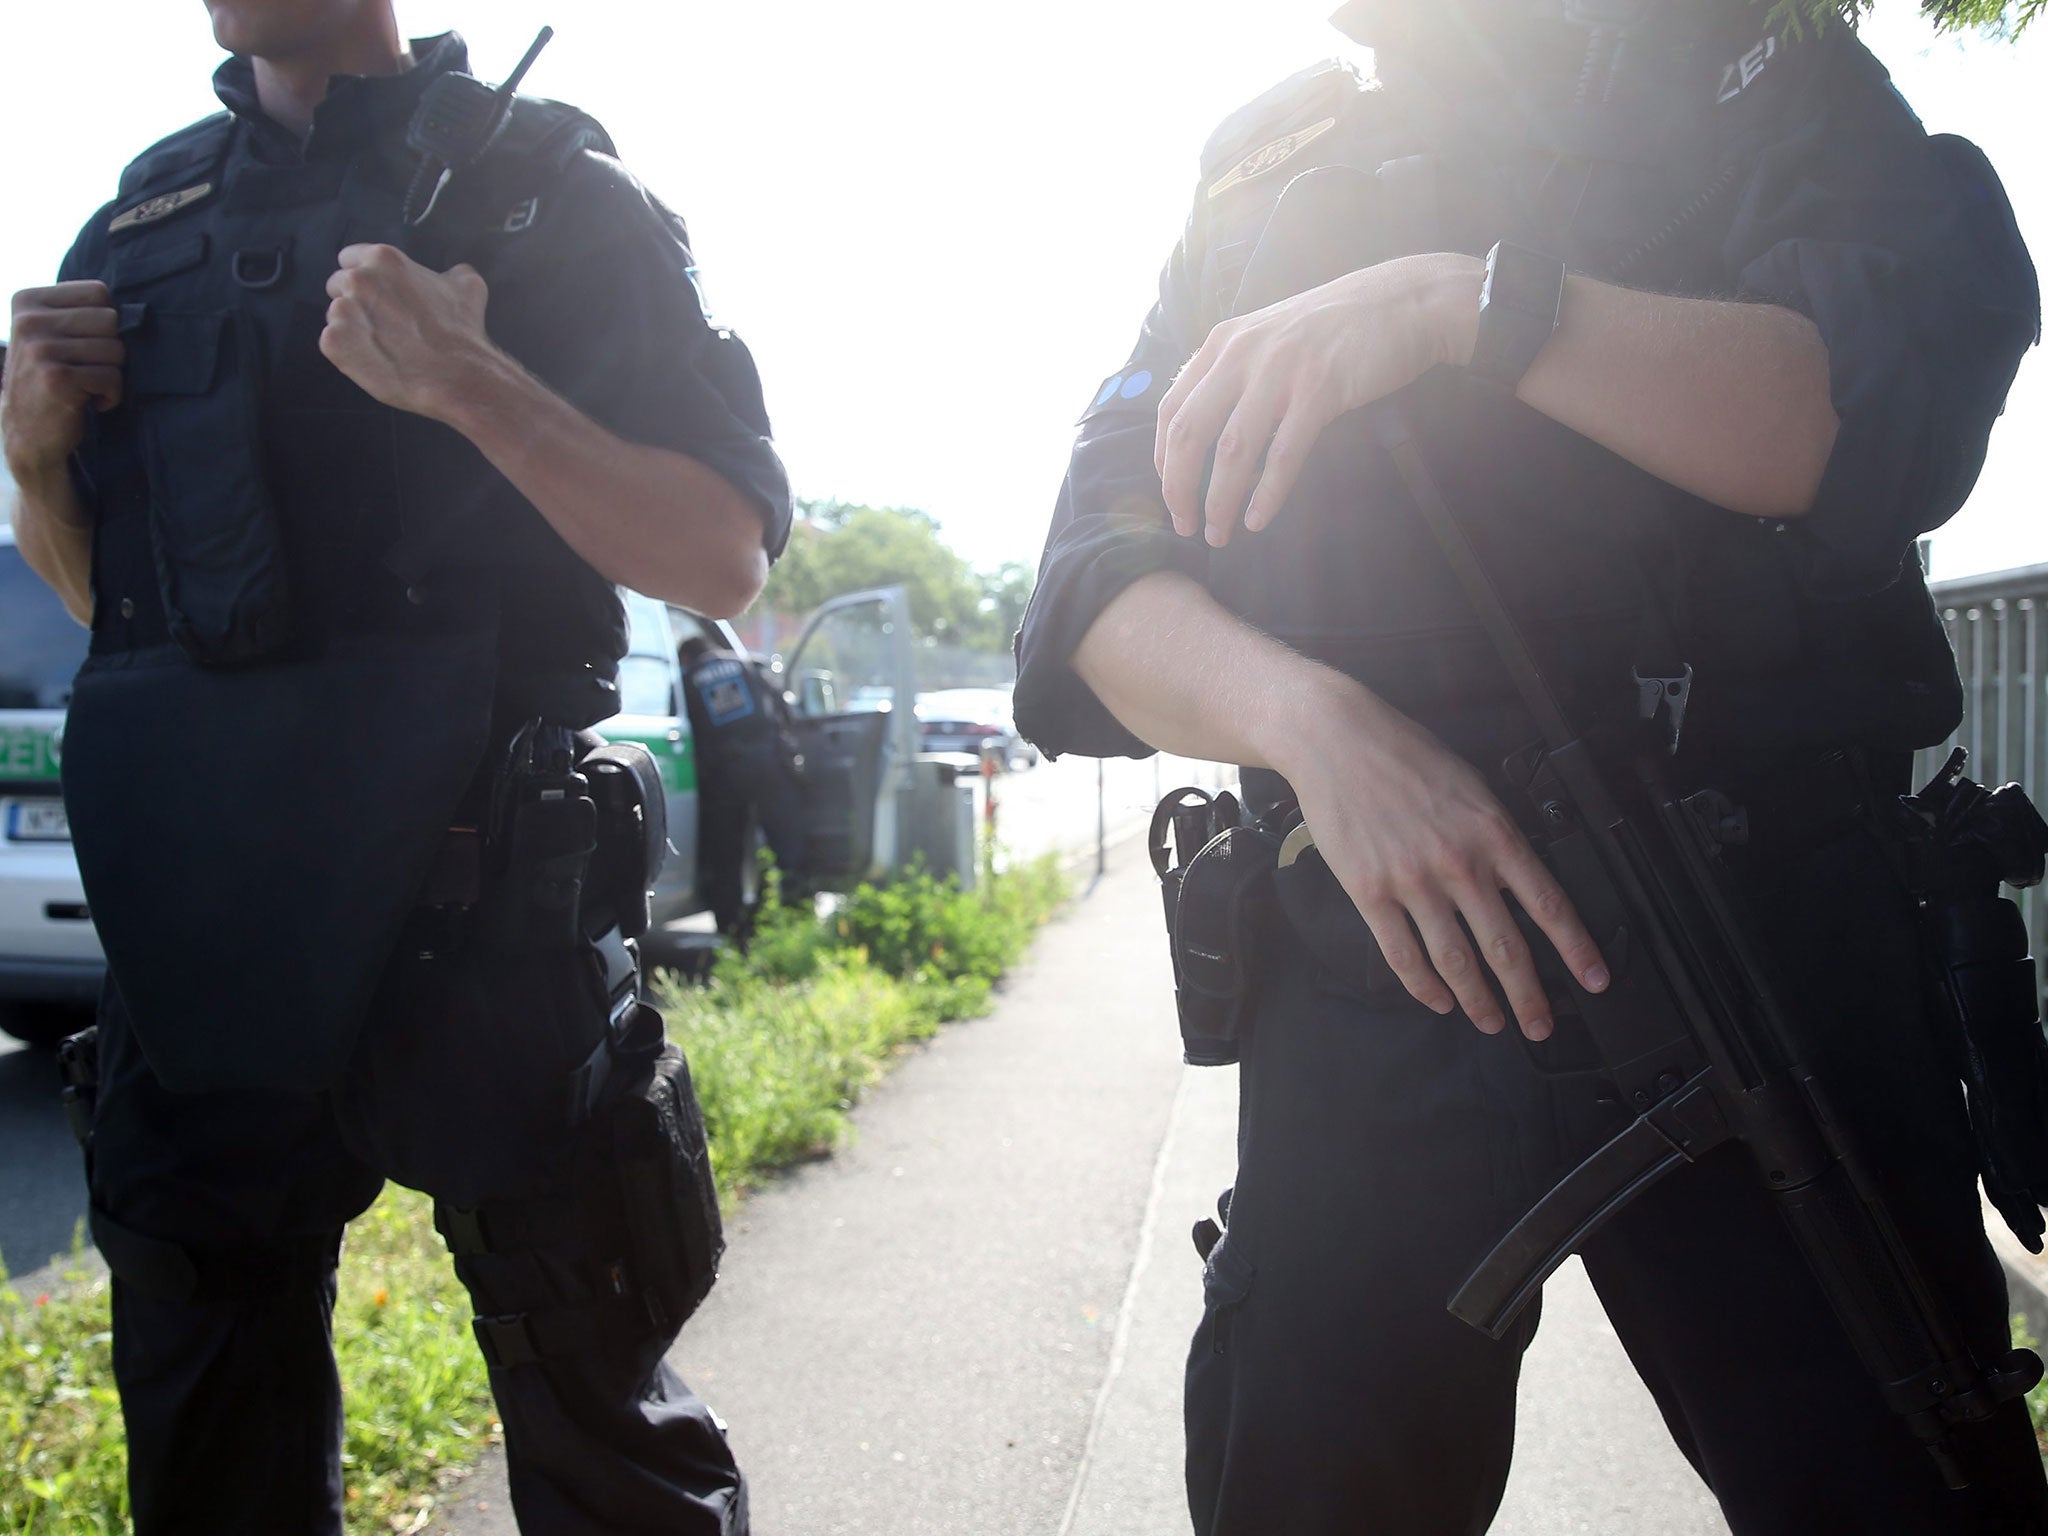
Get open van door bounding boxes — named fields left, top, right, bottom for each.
left=782, top=586, right=919, bottom=890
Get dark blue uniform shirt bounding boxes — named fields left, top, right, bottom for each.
left=1015, top=6, right=2038, bottom=764
left=60, top=33, right=792, bottom=719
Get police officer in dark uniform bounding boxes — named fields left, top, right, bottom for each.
left=1015, top=1, right=2043, bottom=1531
left=678, top=632, right=811, bottom=928
left=2, top=2, right=789, bottom=1531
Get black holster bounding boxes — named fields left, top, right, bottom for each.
left=57, top=1025, right=101, bottom=1155
left=610, top=1040, right=726, bottom=1334
left=1894, top=750, right=2048, bottom=1250
left=1150, top=788, right=1280, bottom=1066
left=580, top=739, right=669, bottom=941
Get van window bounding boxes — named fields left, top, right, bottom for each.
left=616, top=655, right=676, bottom=718
left=624, top=592, right=672, bottom=661
left=668, top=608, right=712, bottom=651
left=0, top=545, right=88, bottom=709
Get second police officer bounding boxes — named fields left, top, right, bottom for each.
left=1016, top=0, right=2044, bottom=1531
left=679, top=630, right=811, bottom=932
left=2, top=1, right=789, bottom=1531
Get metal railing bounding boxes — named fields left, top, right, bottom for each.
left=1914, top=562, right=2048, bottom=993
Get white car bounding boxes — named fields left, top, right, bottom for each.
left=915, top=687, right=1038, bottom=770
left=0, top=525, right=100, bottom=1048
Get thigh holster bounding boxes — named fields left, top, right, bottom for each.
left=439, top=1041, right=725, bottom=1370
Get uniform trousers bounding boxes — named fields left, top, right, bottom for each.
left=1185, top=772, right=2048, bottom=1535
left=86, top=923, right=746, bottom=1536
left=699, top=735, right=809, bottom=920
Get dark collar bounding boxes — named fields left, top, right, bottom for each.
left=213, top=32, right=468, bottom=156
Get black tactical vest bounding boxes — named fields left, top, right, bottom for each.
left=63, top=92, right=618, bottom=1094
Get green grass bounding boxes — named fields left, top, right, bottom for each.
left=2010, top=1314, right=2048, bottom=1456
left=0, top=852, right=1070, bottom=1534
left=1, top=1188, right=498, bottom=1536
left=0, top=1244, right=121, bottom=1535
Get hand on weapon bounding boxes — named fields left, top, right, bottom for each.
left=320, top=243, right=493, bottom=421
left=1278, top=681, right=1610, bottom=1040
left=1153, top=252, right=1480, bottom=549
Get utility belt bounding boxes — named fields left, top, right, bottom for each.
left=1151, top=735, right=2048, bottom=1251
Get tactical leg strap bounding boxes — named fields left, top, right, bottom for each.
left=471, top=1294, right=661, bottom=1372
left=435, top=1186, right=627, bottom=1259
left=91, top=1208, right=342, bottom=1306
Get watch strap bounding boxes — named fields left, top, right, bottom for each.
left=1469, top=241, right=1566, bottom=391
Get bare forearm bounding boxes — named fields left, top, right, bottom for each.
left=436, top=350, right=769, bottom=618
left=1444, top=263, right=1838, bottom=519
left=10, top=471, right=92, bottom=624
left=1071, top=569, right=1364, bottom=771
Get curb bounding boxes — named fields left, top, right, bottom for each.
left=1057, top=818, right=1154, bottom=882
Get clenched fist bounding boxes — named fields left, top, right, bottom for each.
left=2, top=282, right=125, bottom=483
left=320, top=243, right=493, bottom=421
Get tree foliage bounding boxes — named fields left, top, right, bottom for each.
left=1769, top=0, right=2041, bottom=35
left=763, top=500, right=1033, bottom=652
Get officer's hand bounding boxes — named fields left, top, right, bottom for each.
left=1154, top=253, right=1480, bottom=548
left=2, top=283, right=124, bottom=480
left=1281, top=684, right=1610, bottom=1040
left=320, top=244, right=491, bottom=419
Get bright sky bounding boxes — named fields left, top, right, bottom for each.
left=1, top=2, right=2041, bottom=581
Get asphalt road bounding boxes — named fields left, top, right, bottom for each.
left=0, top=1019, right=94, bottom=1288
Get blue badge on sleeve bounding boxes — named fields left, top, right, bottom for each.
left=1094, top=375, right=1126, bottom=408
left=697, top=659, right=757, bottom=727
left=1120, top=370, right=1154, bottom=400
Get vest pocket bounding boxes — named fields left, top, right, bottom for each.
left=124, top=305, right=292, bottom=665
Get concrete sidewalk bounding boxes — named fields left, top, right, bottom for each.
left=433, top=841, right=1722, bottom=1535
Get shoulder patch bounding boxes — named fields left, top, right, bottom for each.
left=1207, top=117, right=1338, bottom=200
left=1201, top=60, right=1359, bottom=185
left=109, top=182, right=215, bottom=233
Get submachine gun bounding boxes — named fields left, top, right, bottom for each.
left=1241, top=165, right=2046, bottom=1486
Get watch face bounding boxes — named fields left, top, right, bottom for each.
left=1485, top=243, right=1565, bottom=319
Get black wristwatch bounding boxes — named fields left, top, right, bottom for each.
left=1469, top=241, right=1566, bottom=391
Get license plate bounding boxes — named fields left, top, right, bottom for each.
left=4, top=799, right=70, bottom=842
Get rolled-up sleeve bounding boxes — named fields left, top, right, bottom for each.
left=1013, top=211, right=1214, bottom=760
left=1726, top=37, right=2038, bottom=597
left=502, top=153, right=795, bottom=560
